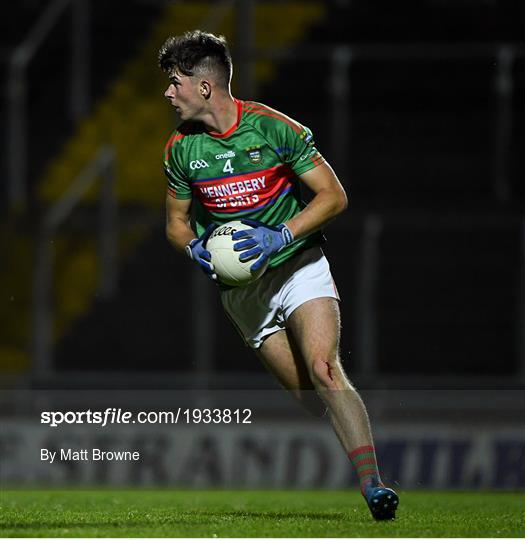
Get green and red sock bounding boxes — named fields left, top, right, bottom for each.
left=348, top=445, right=384, bottom=495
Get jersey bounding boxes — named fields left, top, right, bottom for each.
left=163, top=99, right=326, bottom=268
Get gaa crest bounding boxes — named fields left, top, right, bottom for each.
left=246, top=146, right=263, bottom=165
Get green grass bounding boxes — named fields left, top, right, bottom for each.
left=0, top=489, right=524, bottom=537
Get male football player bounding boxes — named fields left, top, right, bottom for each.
left=160, top=30, right=399, bottom=520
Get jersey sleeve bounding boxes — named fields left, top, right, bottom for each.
left=275, top=122, right=325, bottom=176
left=163, top=134, right=192, bottom=200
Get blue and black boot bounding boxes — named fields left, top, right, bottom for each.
left=363, top=481, right=399, bottom=520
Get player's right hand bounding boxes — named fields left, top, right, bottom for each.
left=185, top=223, right=218, bottom=281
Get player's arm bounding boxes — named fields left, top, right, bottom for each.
left=165, top=194, right=195, bottom=253
left=284, top=161, right=348, bottom=241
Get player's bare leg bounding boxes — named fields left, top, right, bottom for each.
left=256, top=314, right=372, bottom=449
left=286, top=297, right=399, bottom=520
left=286, top=298, right=369, bottom=449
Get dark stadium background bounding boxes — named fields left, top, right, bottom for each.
left=0, top=0, right=524, bottom=492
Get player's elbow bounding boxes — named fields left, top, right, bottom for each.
left=331, top=187, right=348, bottom=216
left=338, top=189, right=349, bottom=213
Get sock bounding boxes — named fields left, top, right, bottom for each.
left=348, top=445, right=384, bottom=495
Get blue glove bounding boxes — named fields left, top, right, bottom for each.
left=185, top=223, right=217, bottom=280
left=232, top=218, right=294, bottom=271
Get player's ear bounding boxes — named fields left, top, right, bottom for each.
left=200, top=80, right=211, bottom=99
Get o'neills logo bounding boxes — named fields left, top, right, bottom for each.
left=215, top=150, right=236, bottom=160
left=246, top=146, right=262, bottom=164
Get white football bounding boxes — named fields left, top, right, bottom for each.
left=206, top=221, right=268, bottom=287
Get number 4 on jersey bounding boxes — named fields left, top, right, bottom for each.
left=223, top=159, right=234, bottom=174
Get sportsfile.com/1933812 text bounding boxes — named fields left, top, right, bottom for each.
left=40, top=408, right=253, bottom=427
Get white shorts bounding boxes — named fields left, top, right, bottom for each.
left=220, top=246, right=339, bottom=349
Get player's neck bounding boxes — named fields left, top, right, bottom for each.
left=201, top=93, right=238, bottom=136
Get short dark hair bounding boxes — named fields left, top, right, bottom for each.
left=158, top=30, right=233, bottom=87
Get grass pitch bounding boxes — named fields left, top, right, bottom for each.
left=0, top=489, right=524, bottom=537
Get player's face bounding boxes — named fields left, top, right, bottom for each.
left=164, top=71, right=204, bottom=121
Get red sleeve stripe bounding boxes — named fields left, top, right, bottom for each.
left=243, top=104, right=303, bottom=134
left=164, top=132, right=184, bottom=157
left=310, top=154, right=325, bottom=167
left=167, top=186, right=178, bottom=199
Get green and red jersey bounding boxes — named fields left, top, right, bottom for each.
left=163, top=99, right=325, bottom=268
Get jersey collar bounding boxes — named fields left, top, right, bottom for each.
left=207, top=98, right=243, bottom=139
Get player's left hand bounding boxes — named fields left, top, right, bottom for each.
left=232, top=218, right=294, bottom=271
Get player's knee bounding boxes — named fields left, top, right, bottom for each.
left=310, top=358, right=339, bottom=390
